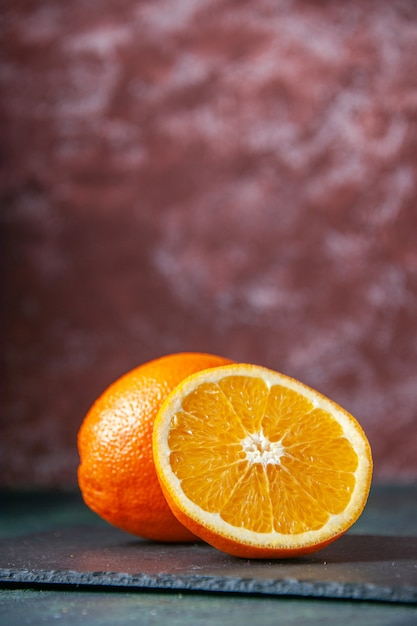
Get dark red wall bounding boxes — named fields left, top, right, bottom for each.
left=1, top=0, right=417, bottom=486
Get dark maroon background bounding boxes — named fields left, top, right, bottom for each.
left=1, top=0, right=417, bottom=487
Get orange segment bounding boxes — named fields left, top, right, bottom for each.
left=153, top=363, right=373, bottom=558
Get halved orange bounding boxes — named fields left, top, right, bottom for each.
left=153, top=363, right=373, bottom=558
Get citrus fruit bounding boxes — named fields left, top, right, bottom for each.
left=77, top=352, right=233, bottom=542
left=153, top=363, right=373, bottom=558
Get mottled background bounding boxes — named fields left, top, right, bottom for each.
left=1, top=0, right=417, bottom=487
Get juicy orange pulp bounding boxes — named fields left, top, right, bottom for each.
left=153, top=364, right=373, bottom=558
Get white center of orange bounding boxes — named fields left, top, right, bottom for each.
left=241, top=431, right=284, bottom=466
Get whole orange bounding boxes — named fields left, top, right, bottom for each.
left=77, top=352, right=233, bottom=541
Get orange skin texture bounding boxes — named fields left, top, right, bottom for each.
left=77, top=352, right=232, bottom=542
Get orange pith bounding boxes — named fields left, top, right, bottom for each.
left=77, top=352, right=233, bottom=542
left=153, top=364, right=373, bottom=558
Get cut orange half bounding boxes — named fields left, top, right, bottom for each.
left=153, top=363, right=373, bottom=558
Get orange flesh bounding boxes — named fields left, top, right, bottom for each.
left=168, top=376, right=359, bottom=535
